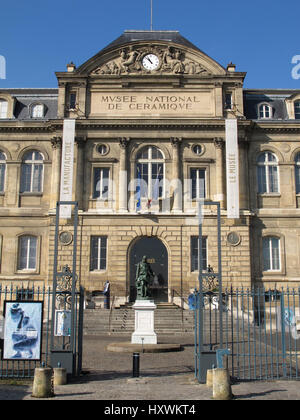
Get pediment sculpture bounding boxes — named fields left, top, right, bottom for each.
left=91, top=46, right=211, bottom=76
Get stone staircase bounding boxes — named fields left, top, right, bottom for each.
left=83, top=303, right=195, bottom=335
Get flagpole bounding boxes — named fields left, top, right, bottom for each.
left=150, top=0, right=153, bottom=31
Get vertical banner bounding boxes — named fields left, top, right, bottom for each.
left=60, top=119, right=75, bottom=218
left=225, top=119, right=240, bottom=219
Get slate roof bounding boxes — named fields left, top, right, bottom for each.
left=102, top=30, right=204, bottom=53
left=243, top=90, right=296, bottom=120
left=0, top=88, right=58, bottom=120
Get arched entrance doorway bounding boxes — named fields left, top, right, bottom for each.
left=129, top=237, right=168, bottom=303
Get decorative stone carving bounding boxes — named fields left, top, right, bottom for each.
left=51, top=136, right=62, bottom=149
left=170, top=137, right=182, bottom=148
left=91, top=46, right=211, bottom=76
left=214, top=138, right=224, bottom=149
left=59, top=231, right=73, bottom=246
left=119, top=137, right=130, bottom=149
left=227, top=231, right=241, bottom=247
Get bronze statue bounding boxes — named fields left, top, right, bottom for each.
left=135, top=255, right=155, bottom=300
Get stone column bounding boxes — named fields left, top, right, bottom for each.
left=171, top=137, right=182, bottom=213
left=214, top=138, right=226, bottom=209
left=50, top=137, right=62, bottom=210
left=75, top=137, right=86, bottom=210
left=215, top=82, right=223, bottom=117
left=118, top=137, right=130, bottom=213
left=57, top=82, right=66, bottom=118
left=78, top=81, right=87, bottom=118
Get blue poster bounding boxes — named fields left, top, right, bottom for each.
left=3, top=301, right=43, bottom=361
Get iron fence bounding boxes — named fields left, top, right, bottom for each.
left=195, top=287, right=300, bottom=382
left=0, top=284, right=83, bottom=379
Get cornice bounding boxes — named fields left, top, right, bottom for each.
left=253, top=121, right=300, bottom=133
left=0, top=123, right=55, bottom=133
left=72, top=118, right=252, bottom=131
left=5, top=118, right=300, bottom=134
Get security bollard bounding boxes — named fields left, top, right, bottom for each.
left=32, top=367, right=54, bottom=398
left=212, top=368, right=233, bottom=400
left=132, top=352, right=140, bottom=378
left=206, top=369, right=213, bottom=387
left=53, top=367, right=67, bottom=386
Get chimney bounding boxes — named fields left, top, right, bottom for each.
left=227, top=62, right=236, bottom=73
left=67, top=62, right=76, bottom=72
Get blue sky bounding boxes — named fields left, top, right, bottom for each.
left=0, top=0, right=299, bottom=89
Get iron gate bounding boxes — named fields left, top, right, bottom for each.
left=194, top=200, right=300, bottom=382
left=194, top=286, right=300, bottom=381
left=0, top=201, right=84, bottom=379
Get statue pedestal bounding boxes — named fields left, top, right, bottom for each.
left=131, top=300, right=157, bottom=345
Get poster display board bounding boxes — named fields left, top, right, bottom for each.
left=3, top=301, right=43, bottom=361
left=54, top=310, right=72, bottom=337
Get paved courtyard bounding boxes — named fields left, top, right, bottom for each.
left=0, top=333, right=300, bottom=401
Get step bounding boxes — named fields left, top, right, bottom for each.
left=82, top=306, right=196, bottom=335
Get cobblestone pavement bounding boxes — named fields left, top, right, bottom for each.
left=0, top=334, right=300, bottom=401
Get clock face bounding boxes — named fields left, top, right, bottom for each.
left=142, top=54, right=160, bottom=71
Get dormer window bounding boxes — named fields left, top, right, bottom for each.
left=0, top=99, right=8, bottom=119
left=259, top=104, right=273, bottom=119
left=294, top=101, right=300, bottom=120
left=31, top=103, right=44, bottom=118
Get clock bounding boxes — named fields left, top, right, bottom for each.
left=142, top=54, right=160, bottom=71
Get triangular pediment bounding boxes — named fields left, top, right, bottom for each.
left=76, top=31, right=226, bottom=77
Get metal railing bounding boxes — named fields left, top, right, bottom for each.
left=194, top=287, right=300, bottom=381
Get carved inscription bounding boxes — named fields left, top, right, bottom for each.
left=100, top=94, right=200, bottom=111
left=90, top=91, right=214, bottom=116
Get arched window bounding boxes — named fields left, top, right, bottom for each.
left=259, top=103, right=273, bottom=119
left=0, top=99, right=8, bottom=119
left=257, top=152, right=279, bottom=193
left=295, top=101, right=300, bottom=120
left=17, top=235, right=38, bottom=270
left=136, top=146, right=164, bottom=199
left=262, top=236, right=280, bottom=271
left=20, top=150, right=44, bottom=193
left=0, top=151, right=6, bottom=192
left=31, top=103, right=44, bottom=118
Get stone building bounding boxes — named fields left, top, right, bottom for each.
left=0, top=30, right=300, bottom=306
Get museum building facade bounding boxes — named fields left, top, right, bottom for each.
left=0, top=30, right=300, bottom=305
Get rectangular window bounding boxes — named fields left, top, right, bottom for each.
left=90, top=236, right=107, bottom=271
left=69, top=93, right=77, bottom=110
left=191, top=236, right=207, bottom=272
left=268, top=165, right=278, bottom=193
left=296, top=166, right=300, bottom=194
left=263, top=237, right=280, bottom=271
left=151, top=163, right=164, bottom=199
left=0, top=100, right=8, bottom=119
left=295, top=102, right=300, bottom=120
left=190, top=168, right=206, bottom=200
left=32, top=104, right=44, bottom=118
left=20, top=163, right=43, bottom=193
left=225, top=93, right=233, bottom=110
left=0, top=163, right=5, bottom=192
left=93, top=168, right=110, bottom=199
left=18, top=236, right=37, bottom=270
